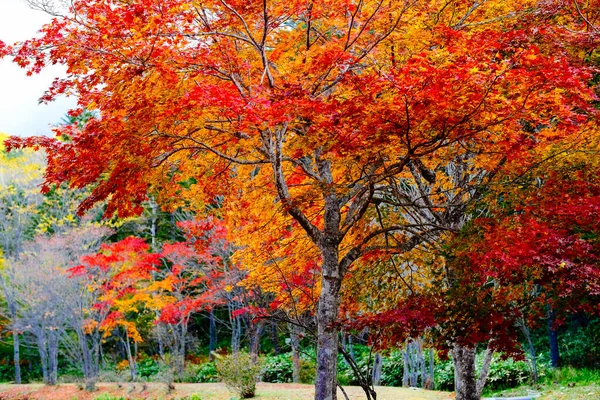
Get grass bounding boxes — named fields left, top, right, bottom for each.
left=486, top=367, right=600, bottom=400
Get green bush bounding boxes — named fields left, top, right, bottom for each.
left=261, top=354, right=293, bottom=383
left=93, top=394, right=126, bottom=400
left=485, top=357, right=530, bottom=391
left=434, top=357, right=455, bottom=391
left=435, top=353, right=533, bottom=393
left=216, top=352, right=263, bottom=399
left=137, top=357, right=162, bottom=378
left=196, top=362, right=219, bottom=383
left=179, top=395, right=203, bottom=400
left=299, top=358, right=316, bottom=384
left=380, top=350, right=404, bottom=387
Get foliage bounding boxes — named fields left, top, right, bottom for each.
left=93, top=394, right=126, bottom=400
left=558, top=318, right=600, bottom=369
left=136, top=358, right=162, bottom=378
left=195, top=362, right=219, bottom=383
left=540, top=367, right=600, bottom=386
left=261, top=354, right=293, bottom=383
left=216, top=352, right=263, bottom=399
left=435, top=353, right=538, bottom=393
left=2, top=0, right=600, bottom=397
left=380, top=350, right=404, bottom=387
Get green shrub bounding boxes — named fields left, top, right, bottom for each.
left=299, top=358, right=316, bottom=384
left=380, top=350, right=404, bottom=387
left=435, top=353, right=532, bottom=393
left=196, top=362, right=219, bottom=383
left=261, top=354, right=293, bottom=383
left=434, top=357, right=455, bottom=391
left=485, top=357, right=530, bottom=391
left=179, top=395, right=203, bottom=400
left=216, top=352, right=263, bottom=399
left=93, top=394, right=126, bottom=400
left=137, top=357, right=161, bottom=378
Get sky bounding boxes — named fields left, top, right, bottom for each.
left=0, top=0, right=77, bottom=137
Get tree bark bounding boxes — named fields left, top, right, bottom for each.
left=124, top=331, right=137, bottom=381
left=476, top=347, right=494, bottom=397
left=37, top=332, right=49, bottom=385
left=314, top=245, right=342, bottom=400
left=12, top=327, right=21, bottom=384
left=289, top=324, right=301, bottom=383
left=519, top=319, right=538, bottom=382
left=48, top=332, right=59, bottom=386
left=372, top=353, right=382, bottom=386
left=231, top=314, right=241, bottom=356
left=548, top=308, right=560, bottom=368
left=209, top=308, right=217, bottom=361
left=270, top=320, right=280, bottom=355
left=249, top=320, right=263, bottom=363
left=452, top=345, right=478, bottom=400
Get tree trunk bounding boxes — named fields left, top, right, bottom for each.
left=290, top=324, right=301, bottom=383
left=176, top=324, right=187, bottom=382
left=519, top=319, right=539, bottom=382
left=48, top=332, right=59, bottom=386
left=270, top=320, right=280, bottom=355
left=249, top=320, right=263, bottom=363
left=231, top=315, right=241, bottom=356
left=314, top=246, right=342, bottom=400
left=37, top=332, right=49, bottom=385
left=209, top=309, right=217, bottom=361
left=372, top=353, right=382, bottom=386
left=548, top=308, right=560, bottom=368
left=13, top=327, right=21, bottom=384
left=452, top=345, right=477, bottom=400
left=452, top=344, right=493, bottom=400
left=124, top=331, right=137, bottom=381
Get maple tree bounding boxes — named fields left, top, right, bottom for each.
left=3, top=1, right=599, bottom=399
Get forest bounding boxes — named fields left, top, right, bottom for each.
left=0, top=0, right=599, bottom=400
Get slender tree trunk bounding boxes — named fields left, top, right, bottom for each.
left=231, top=314, right=241, bottom=356
left=37, top=332, right=49, bottom=385
left=12, top=327, right=21, bottom=384
left=314, top=246, right=342, bottom=400
left=209, top=309, right=217, bottom=361
left=124, top=331, right=137, bottom=381
left=289, top=324, right=301, bottom=383
left=372, top=353, right=382, bottom=386
left=78, top=331, right=97, bottom=392
left=249, top=320, right=263, bottom=363
left=548, top=308, right=560, bottom=368
left=48, top=332, right=59, bottom=386
left=519, top=319, right=539, bottom=382
left=270, top=320, right=280, bottom=355
left=177, top=324, right=187, bottom=381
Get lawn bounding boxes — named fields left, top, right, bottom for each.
left=485, top=382, right=600, bottom=400
left=0, top=382, right=453, bottom=400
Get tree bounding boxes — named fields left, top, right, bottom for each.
left=9, top=225, right=110, bottom=386
left=3, top=1, right=598, bottom=399
left=0, top=133, right=45, bottom=384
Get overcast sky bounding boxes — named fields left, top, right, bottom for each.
left=0, top=0, right=77, bottom=137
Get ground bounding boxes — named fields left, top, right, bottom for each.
left=486, top=382, right=600, bottom=400
left=0, top=382, right=452, bottom=400
left=0, top=382, right=598, bottom=399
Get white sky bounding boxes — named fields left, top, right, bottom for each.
left=0, top=0, right=77, bottom=137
